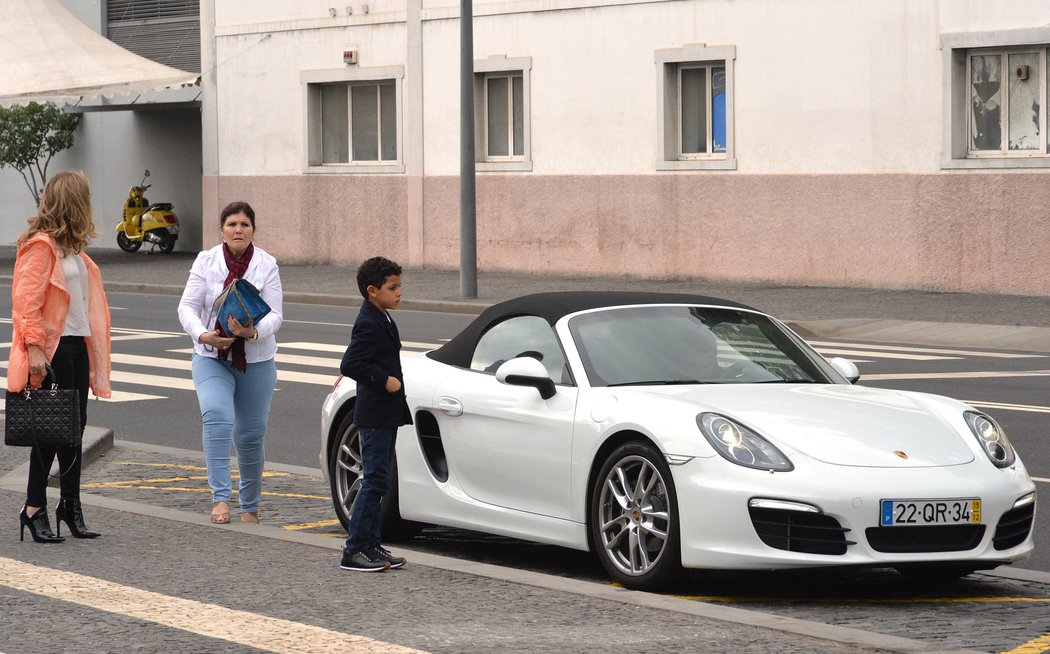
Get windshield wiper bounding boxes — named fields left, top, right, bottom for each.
left=608, top=380, right=710, bottom=386
left=754, top=379, right=823, bottom=384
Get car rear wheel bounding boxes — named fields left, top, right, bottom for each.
left=590, top=441, right=682, bottom=590
left=327, top=411, right=421, bottom=541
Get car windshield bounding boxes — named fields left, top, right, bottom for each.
left=568, top=305, right=839, bottom=387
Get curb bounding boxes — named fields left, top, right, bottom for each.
left=46, top=426, right=113, bottom=488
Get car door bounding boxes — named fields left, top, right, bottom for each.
left=432, top=315, right=578, bottom=519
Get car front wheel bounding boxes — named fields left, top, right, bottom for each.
left=590, top=441, right=682, bottom=590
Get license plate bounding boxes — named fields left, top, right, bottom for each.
left=879, top=498, right=981, bottom=526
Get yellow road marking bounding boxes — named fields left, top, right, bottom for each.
left=82, top=482, right=328, bottom=500
left=283, top=519, right=343, bottom=531
left=0, top=557, right=426, bottom=654
left=674, top=594, right=1050, bottom=604
left=117, top=462, right=295, bottom=477
left=1003, top=632, right=1050, bottom=653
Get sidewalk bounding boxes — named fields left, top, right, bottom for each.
left=0, top=245, right=1047, bottom=350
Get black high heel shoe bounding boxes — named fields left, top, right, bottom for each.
left=19, top=506, right=64, bottom=543
left=55, top=499, right=100, bottom=539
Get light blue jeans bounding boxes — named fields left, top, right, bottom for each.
left=191, top=355, right=277, bottom=512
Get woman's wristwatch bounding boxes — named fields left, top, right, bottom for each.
left=247, top=328, right=259, bottom=342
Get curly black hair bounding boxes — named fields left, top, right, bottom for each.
left=356, top=256, right=402, bottom=298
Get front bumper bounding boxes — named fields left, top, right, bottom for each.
left=674, top=456, right=1035, bottom=570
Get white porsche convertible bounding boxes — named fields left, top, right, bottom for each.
left=320, top=292, right=1036, bottom=590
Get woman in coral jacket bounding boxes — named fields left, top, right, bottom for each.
left=9, top=170, right=112, bottom=544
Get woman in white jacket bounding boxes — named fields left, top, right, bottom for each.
left=178, top=201, right=283, bottom=524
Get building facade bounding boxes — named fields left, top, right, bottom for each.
left=0, top=0, right=203, bottom=253
left=203, top=0, right=1050, bottom=295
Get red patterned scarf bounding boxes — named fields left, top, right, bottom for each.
left=216, top=242, right=254, bottom=371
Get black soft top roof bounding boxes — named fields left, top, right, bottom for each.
left=427, top=290, right=755, bottom=368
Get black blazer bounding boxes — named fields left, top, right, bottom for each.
left=340, top=300, right=413, bottom=428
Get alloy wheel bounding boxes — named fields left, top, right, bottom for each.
left=332, top=422, right=363, bottom=526
left=596, top=453, right=671, bottom=577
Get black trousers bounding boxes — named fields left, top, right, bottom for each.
left=25, top=336, right=90, bottom=507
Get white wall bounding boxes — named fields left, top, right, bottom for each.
left=210, top=0, right=1050, bottom=177
left=0, top=109, right=203, bottom=251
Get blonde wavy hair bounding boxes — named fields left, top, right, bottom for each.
left=18, top=170, right=99, bottom=256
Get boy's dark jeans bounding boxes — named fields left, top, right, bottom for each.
left=344, top=426, right=395, bottom=554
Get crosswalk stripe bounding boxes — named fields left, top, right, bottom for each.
left=964, top=400, right=1050, bottom=414
left=864, top=370, right=1050, bottom=381
left=280, top=340, right=439, bottom=353
left=0, top=375, right=164, bottom=402
left=808, top=340, right=1045, bottom=359
left=0, top=557, right=427, bottom=654
left=814, top=347, right=958, bottom=361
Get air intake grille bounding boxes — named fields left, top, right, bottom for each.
left=749, top=507, right=853, bottom=555
left=993, top=502, right=1035, bottom=551
left=865, top=525, right=985, bottom=553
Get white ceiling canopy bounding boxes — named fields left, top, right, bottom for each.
left=0, top=0, right=200, bottom=108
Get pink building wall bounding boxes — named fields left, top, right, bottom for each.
left=209, top=172, right=1050, bottom=296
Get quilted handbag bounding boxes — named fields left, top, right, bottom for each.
left=213, top=278, right=271, bottom=337
left=4, top=364, right=81, bottom=448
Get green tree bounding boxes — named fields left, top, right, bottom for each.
left=0, top=102, right=80, bottom=205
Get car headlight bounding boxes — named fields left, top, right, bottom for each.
left=696, top=413, right=793, bottom=472
left=964, top=411, right=1016, bottom=468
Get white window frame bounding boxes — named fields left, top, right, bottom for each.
left=474, top=55, right=532, bottom=172
left=656, top=44, right=736, bottom=171
left=941, top=28, right=1050, bottom=169
left=302, top=66, right=405, bottom=174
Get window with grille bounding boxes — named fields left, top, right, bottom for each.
left=941, top=29, right=1050, bottom=169
left=303, top=67, right=404, bottom=173
left=656, top=44, right=736, bottom=171
left=474, top=56, right=532, bottom=171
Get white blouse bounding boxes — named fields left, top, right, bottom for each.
left=61, top=252, right=90, bottom=337
left=177, top=244, right=284, bottom=362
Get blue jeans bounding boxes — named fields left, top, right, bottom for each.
left=191, top=355, right=276, bottom=512
left=344, top=426, right=395, bottom=554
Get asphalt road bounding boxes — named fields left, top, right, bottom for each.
left=2, top=291, right=1050, bottom=652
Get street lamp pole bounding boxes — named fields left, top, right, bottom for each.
left=459, top=0, right=477, bottom=298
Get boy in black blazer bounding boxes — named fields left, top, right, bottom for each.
left=339, top=256, right=413, bottom=572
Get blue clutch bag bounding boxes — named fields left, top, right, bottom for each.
left=213, top=278, right=271, bottom=337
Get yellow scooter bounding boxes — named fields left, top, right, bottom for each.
left=116, top=170, right=180, bottom=253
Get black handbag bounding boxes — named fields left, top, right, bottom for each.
left=213, top=278, right=271, bottom=337
left=4, top=364, right=81, bottom=448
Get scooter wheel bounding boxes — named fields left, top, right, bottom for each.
left=117, top=231, right=141, bottom=252
left=151, top=230, right=176, bottom=254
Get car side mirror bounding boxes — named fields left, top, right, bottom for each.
left=829, top=357, right=860, bottom=384
left=496, top=357, right=556, bottom=400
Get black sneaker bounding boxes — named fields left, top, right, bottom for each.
left=340, top=548, right=390, bottom=572
left=369, top=545, right=406, bottom=569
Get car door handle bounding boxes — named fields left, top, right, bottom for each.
left=438, top=396, right=463, bottom=416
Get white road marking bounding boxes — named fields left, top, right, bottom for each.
left=0, top=375, right=164, bottom=402
left=864, top=370, right=1050, bottom=381
left=280, top=340, right=439, bottom=352
left=808, top=340, right=1045, bottom=359
left=0, top=557, right=427, bottom=654
left=964, top=400, right=1050, bottom=414
left=815, top=347, right=958, bottom=361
